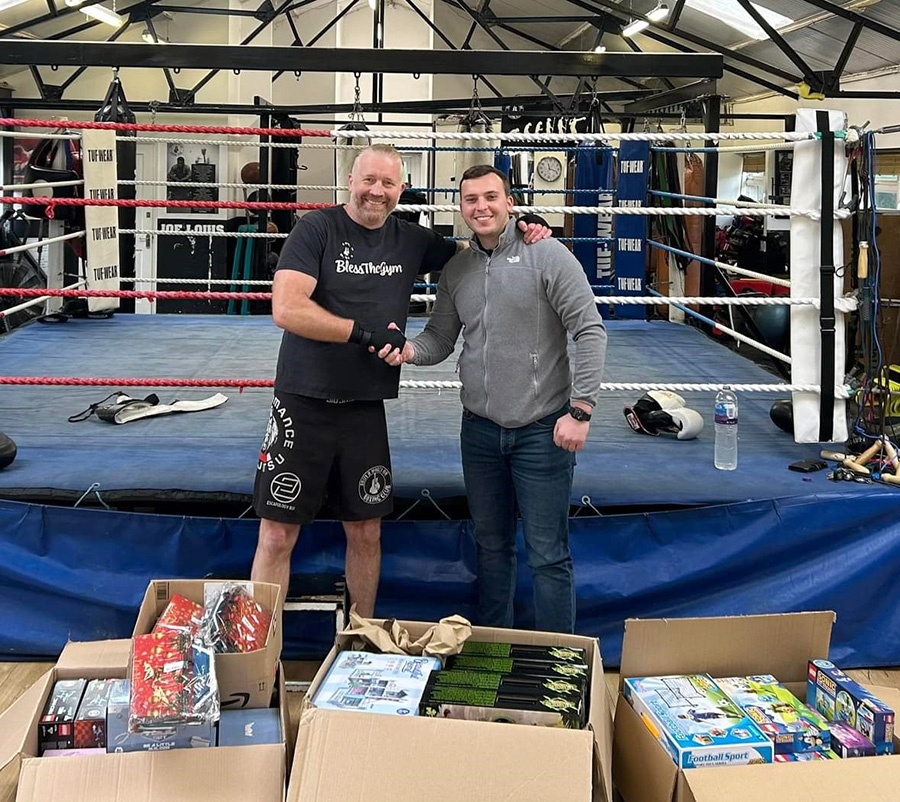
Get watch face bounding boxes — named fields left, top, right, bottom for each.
left=536, top=155, right=563, bottom=183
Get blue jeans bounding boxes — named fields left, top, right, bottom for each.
left=461, top=406, right=576, bottom=633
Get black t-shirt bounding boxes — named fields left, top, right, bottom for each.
left=274, top=205, right=456, bottom=400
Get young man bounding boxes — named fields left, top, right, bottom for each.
left=251, top=146, right=550, bottom=615
left=382, top=165, right=607, bottom=632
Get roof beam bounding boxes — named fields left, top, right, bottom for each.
left=623, top=78, right=718, bottom=115
left=0, top=41, right=723, bottom=77
left=733, top=0, right=814, bottom=81
left=799, top=0, right=900, bottom=46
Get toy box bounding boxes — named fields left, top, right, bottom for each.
left=773, top=750, right=837, bottom=762
left=829, top=721, right=877, bottom=758
left=428, top=668, right=586, bottom=699
left=420, top=682, right=585, bottom=729
left=445, top=654, right=590, bottom=680
left=311, top=651, right=440, bottom=716
left=624, top=674, right=773, bottom=770
left=716, top=675, right=830, bottom=754
left=39, top=679, right=87, bottom=754
left=74, top=678, right=116, bottom=749
left=218, top=708, right=282, bottom=747
left=458, top=642, right=587, bottom=664
left=807, top=659, right=895, bottom=754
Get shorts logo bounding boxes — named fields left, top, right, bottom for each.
left=270, top=472, right=302, bottom=504
left=358, top=465, right=392, bottom=505
left=258, top=395, right=296, bottom=472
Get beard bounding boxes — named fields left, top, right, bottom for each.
left=350, top=194, right=393, bottom=226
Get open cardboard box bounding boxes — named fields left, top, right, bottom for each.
left=133, top=579, right=283, bottom=709
left=612, top=612, right=900, bottom=802
left=287, top=619, right=612, bottom=802
left=0, top=638, right=288, bottom=802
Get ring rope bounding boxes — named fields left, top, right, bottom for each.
left=123, top=277, right=275, bottom=286
left=0, top=375, right=846, bottom=396
left=0, top=288, right=272, bottom=301
left=649, top=189, right=789, bottom=209
left=0, top=231, right=85, bottom=258
left=651, top=142, right=797, bottom=154
left=0, top=130, right=80, bottom=141
left=648, top=241, right=793, bottom=287
left=0, top=280, right=87, bottom=320
left=1, top=179, right=84, bottom=192
left=120, top=228, right=290, bottom=239
left=0, top=118, right=331, bottom=137
left=0, top=196, right=848, bottom=219
left=3, top=118, right=854, bottom=144
left=130, top=136, right=357, bottom=149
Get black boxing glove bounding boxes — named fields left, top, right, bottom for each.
left=349, top=321, right=407, bottom=352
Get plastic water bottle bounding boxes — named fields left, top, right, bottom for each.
left=714, top=386, right=738, bottom=470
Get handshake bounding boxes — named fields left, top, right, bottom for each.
left=349, top=321, right=414, bottom=366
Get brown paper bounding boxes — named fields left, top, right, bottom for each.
left=336, top=608, right=472, bottom=656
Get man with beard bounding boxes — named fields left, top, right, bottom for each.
left=251, top=144, right=550, bottom=615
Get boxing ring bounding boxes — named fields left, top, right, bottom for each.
left=1, top=116, right=899, bottom=668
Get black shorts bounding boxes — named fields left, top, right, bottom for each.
left=253, top=391, right=393, bottom=524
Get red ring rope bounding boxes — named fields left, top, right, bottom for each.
left=0, top=376, right=273, bottom=391
left=0, top=118, right=332, bottom=137
left=0, top=288, right=271, bottom=301
left=0, top=197, right=331, bottom=217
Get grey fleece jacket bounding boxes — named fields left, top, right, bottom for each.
left=410, top=219, right=607, bottom=429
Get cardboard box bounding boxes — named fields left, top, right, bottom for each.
left=0, top=638, right=288, bottom=802
left=612, top=612, right=900, bottom=802
left=132, top=579, right=283, bottom=709
left=288, top=620, right=612, bottom=802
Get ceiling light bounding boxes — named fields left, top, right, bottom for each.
left=593, top=45, right=607, bottom=53
left=685, top=0, right=792, bottom=41
left=0, top=0, right=30, bottom=11
left=81, top=4, right=126, bottom=26
left=646, top=3, right=670, bottom=22
left=63, top=0, right=85, bottom=6
left=622, top=18, right=650, bottom=37
left=367, top=0, right=376, bottom=8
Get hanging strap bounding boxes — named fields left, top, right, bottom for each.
left=817, top=111, right=836, bottom=441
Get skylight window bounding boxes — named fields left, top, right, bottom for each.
left=686, top=0, right=793, bottom=40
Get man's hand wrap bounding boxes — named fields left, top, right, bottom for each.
left=349, top=322, right=407, bottom=352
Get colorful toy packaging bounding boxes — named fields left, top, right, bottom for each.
left=624, top=674, right=774, bottom=769
left=458, top=642, right=587, bottom=664
left=153, top=594, right=203, bottom=637
left=199, top=582, right=271, bottom=654
left=716, top=674, right=830, bottom=754
left=39, top=679, right=87, bottom=754
left=312, top=651, right=440, bottom=716
left=129, top=630, right=218, bottom=731
left=807, top=659, right=895, bottom=755
left=829, top=722, right=877, bottom=758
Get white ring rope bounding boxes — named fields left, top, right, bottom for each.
left=0, top=130, right=80, bottom=141
left=330, top=129, right=853, bottom=143
left=409, top=294, right=853, bottom=311
left=129, top=136, right=358, bottom=149
left=125, top=277, right=274, bottom=286
left=120, top=228, right=289, bottom=239
left=400, top=380, right=848, bottom=397
left=2, top=179, right=84, bottom=192
left=0, top=279, right=87, bottom=319
left=124, top=180, right=351, bottom=192
left=400, top=204, right=849, bottom=220
left=0, top=231, right=85, bottom=257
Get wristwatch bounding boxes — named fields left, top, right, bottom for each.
left=568, top=405, right=592, bottom=422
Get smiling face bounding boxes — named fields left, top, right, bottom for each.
left=346, top=148, right=405, bottom=229
left=460, top=171, right=514, bottom=249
